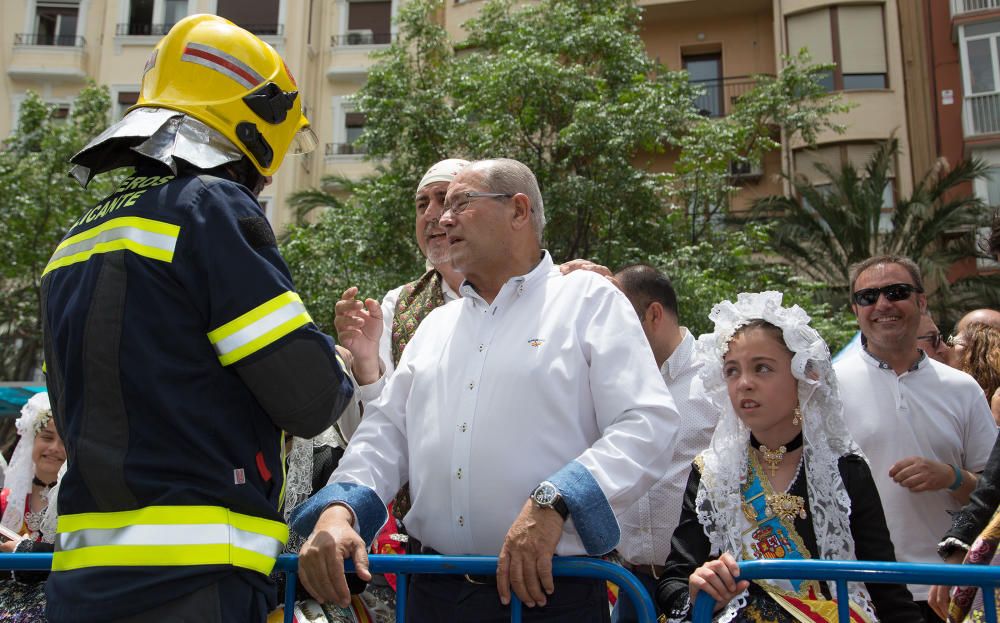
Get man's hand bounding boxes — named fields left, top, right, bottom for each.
left=298, top=504, right=372, bottom=608
left=497, top=499, right=564, bottom=608
left=689, top=552, right=749, bottom=613
left=928, top=550, right=964, bottom=619
left=559, top=259, right=620, bottom=289
left=0, top=538, right=21, bottom=553
left=889, top=456, right=953, bottom=492
left=333, top=287, right=383, bottom=384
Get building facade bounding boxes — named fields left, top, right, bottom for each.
left=2, top=0, right=919, bottom=231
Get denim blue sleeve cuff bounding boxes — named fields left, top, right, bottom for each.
left=548, top=460, right=620, bottom=555
left=289, top=482, right=388, bottom=547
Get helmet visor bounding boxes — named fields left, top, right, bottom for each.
left=289, top=126, right=318, bottom=156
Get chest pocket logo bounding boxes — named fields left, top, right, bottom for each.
left=528, top=338, right=544, bottom=347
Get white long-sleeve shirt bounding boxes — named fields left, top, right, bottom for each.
left=292, top=252, right=680, bottom=556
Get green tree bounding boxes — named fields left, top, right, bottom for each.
left=0, top=83, right=121, bottom=380
left=284, top=0, right=846, bottom=326
left=752, top=138, right=998, bottom=328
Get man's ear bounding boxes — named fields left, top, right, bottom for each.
left=647, top=301, right=664, bottom=326
left=510, top=193, right=531, bottom=229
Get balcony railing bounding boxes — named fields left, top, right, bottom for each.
left=116, top=23, right=283, bottom=36
left=325, top=142, right=367, bottom=156
left=331, top=32, right=394, bottom=46
left=965, top=91, right=1000, bottom=136
left=689, top=75, right=762, bottom=117
left=952, top=0, right=1000, bottom=16
left=14, top=33, right=85, bottom=47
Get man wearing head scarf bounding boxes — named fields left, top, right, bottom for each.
left=39, top=15, right=353, bottom=622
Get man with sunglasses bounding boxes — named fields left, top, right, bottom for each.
left=834, top=255, right=996, bottom=622
left=293, top=158, right=679, bottom=622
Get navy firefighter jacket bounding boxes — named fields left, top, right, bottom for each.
left=39, top=169, right=354, bottom=622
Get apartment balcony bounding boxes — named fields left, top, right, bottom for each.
left=331, top=32, right=395, bottom=47
left=690, top=75, right=762, bottom=117
left=325, top=142, right=367, bottom=157
left=8, top=34, right=88, bottom=82
left=952, top=0, right=1000, bottom=17
left=965, top=92, right=1000, bottom=138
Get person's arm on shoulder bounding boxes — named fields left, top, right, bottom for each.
left=841, top=455, right=921, bottom=622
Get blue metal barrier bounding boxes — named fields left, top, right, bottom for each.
left=691, top=560, right=1000, bottom=623
left=0, top=552, right=657, bottom=623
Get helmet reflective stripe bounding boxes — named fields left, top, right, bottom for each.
left=207, top=291, right=312, bottom=366
left=43, top=217, right=179, bottom=277
left=52, top=505, right=288, bottom=574
left=181, top=42, right=264, bottom=90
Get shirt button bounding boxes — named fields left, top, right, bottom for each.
left=468, top=382, right=474, bottom=390
left=458, top=423, right=468, bottom=432
left=456, top=468, right=463, bottom=479
left=479, top=344, right=484, bottom=352
left=458, top=516, right=464, bottom=526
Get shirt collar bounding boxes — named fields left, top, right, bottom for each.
left=861, top=344, right=926, bottom=373
left=460, top=250, right=553, bottom=301
left=663, top=328, right=694, bottom=380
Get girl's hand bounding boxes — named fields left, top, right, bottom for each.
left=688, top=552, right=750, bottom=613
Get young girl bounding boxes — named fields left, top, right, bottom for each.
left=655, top=292, right=918, bottom=622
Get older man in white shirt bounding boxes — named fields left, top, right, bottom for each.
left=292, top=158, right=679, bottom=622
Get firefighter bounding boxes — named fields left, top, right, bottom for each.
left=39, top=14, right=354, bottom=623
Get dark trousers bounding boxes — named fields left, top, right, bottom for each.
left=109, top=575, right=271, bottom=623
left=610, top=568, right=660, bottom=623
left=917, top=600, right=945, bottom=623
left=405, top=573, right=610, bottom=623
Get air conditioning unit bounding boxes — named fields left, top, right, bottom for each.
left=346, top=29, right=374, bottom=45
left=729, top=159, right=763, bottom=180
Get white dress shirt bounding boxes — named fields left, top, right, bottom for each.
left=304, top=252, right=680, bottom=557
left=616, top=328, right=717, bottom=568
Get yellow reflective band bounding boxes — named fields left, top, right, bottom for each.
left=51, top=543, right=277, bottom=574
left=43, top=217, right=180, bottom=276
left=207, top=291, right=313, bottom=366
left=57, top=505, right=288, bottom=543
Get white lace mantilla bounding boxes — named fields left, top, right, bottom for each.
left=690, top=292, right=875, bottom=622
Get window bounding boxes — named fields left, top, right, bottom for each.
left=683, top=53, right=723, bottom=118
left=786, top=5, right=888, bottom=92
left=126, top=0, right=154, bottom=35
left=794, top=143, right=895, bottom=231
left=216, top=0, right=280, bottom=35
left=963, top=20, right=1000, bottom=96
left=164, top=0, right=187, bottom=28
left=35, top=1, right=79, bottom=46
left=116, top=91, right=140, bottom=120
left=345, top=0, right=392, bottom=45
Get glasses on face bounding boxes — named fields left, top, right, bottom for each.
left=442, top=192, right=514, bottom=216
left=851, top=283, right=923, bottom=307
left=916, top=332, right=942, bottom=349
left=947, top=334, right=966, bottom=348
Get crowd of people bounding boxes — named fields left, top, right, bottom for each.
left=3, top=13, right=1000, bottom=623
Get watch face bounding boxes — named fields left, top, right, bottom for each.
left=533, top=483, right=557, bottom=506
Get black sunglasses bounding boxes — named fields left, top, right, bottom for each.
left=851, top=283, right=923, bottom=307
left=916, top=332, right=942, bottom=349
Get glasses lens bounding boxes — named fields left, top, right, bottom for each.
left=883, top=284, right=914, bottom=302
left=853, top=288, right=880, bottom=306
left=918, top=333, right=941, bottom=348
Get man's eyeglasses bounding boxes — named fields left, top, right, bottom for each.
left=443, top=192, right=514, bottom=216
left=851, top=283, right=923, bottom=307
left=916, top=332, right=942, bottom=349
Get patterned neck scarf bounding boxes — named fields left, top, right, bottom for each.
left=391, top=269, right=446, bottom=367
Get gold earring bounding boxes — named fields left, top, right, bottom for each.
left=792, top=406, right=802, bottom=426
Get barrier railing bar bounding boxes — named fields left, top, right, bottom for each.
left=691, top=560, right=1000, bottom=623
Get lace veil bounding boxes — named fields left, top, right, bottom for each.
left=691, top=292, right=873, bottom=622
left=1, top=392, right=63, bottom=543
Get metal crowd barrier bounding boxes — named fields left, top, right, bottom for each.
left=691, top=559, right=1000, bottom=623
left=0, top=552, right=657, bottom=623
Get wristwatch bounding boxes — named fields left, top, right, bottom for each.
left=530, top=481, right=569, bottom=520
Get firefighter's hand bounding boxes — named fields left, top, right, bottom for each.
left=333, top=287, right=383, bottom=385
left=298, top=504, right=371, bottom=608
left=689, top=552, right=749, bottom=613
left=497, top=500, right=564, bottom=608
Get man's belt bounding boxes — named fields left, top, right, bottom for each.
left=621, top=560, right=666, bottom=579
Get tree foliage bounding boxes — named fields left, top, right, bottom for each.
left=752, top=138, right=999, bottom=329
left=283, top=0, right=850, bottom=334
left=0, top=83, right=121, bottom=380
